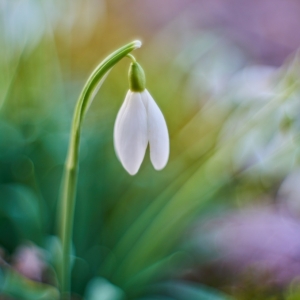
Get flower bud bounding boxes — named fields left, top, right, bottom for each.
left=128, top=62, right=146, bottom=92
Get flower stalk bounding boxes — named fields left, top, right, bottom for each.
left=57, top=40, right=141, bottom=298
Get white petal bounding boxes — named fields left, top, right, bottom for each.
left=141, top=90, right=169, bottom=170
left=114, top=91, right=148, bottom=175
left=114, top=90, right=129, bottom=160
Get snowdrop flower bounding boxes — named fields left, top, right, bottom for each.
left=114, top=58, right=169, bottom=175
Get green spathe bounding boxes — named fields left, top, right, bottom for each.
left=129, top=62, right=146, bottom=92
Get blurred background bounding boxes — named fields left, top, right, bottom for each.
left=1, top=0, right=300, bottom=299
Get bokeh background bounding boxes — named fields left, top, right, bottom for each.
left=1, top=0, right=300, bottom=299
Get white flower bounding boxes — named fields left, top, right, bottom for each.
left=114, top=89, right=169, bottom=175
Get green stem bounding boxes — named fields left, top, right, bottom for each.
left=126, top=54, right=137, bottom=63
left=57, top=40, right=141, bottom=298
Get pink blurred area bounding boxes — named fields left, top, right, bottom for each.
left=189, top=201, right=300, bottom=289
left=112, top=0, right=300, bottom=65
left=12, top=244, right=46, bottom=282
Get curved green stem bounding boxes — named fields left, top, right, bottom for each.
left=57, top=40, right=142, bottom=298
left=126, top=54, right=137, bottom=63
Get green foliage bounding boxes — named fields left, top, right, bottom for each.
left=0, top=269, right=59, bottom=300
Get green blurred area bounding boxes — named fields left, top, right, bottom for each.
left=1, top=1, right=300, bottom=299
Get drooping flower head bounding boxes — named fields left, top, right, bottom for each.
left=114, top=58, right=169, bottom=175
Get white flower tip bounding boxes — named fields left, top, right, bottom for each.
left=133, top=40, right=142, bottom=49
left=152, top=157, right=169, bottom=171
left=121, top=156, right=144, bottom=175
left=125, top=166, right=139, bottom=176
